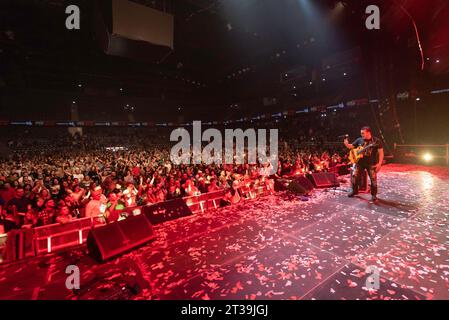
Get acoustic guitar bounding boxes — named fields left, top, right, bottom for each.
left=348, top=143, right=377, bottom=164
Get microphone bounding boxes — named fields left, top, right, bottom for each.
left=338, top=134, right=349, bottom=138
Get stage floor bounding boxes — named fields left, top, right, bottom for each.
left=1, top=164, right=448, bottom=300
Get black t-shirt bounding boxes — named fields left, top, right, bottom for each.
left=1, top=219, right=18, bottom=233
left=352, top=136, right=383, bottom=166
left=7, top=197, right=31, bottom=213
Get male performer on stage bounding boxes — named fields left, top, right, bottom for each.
left=344, top=126, right=384, bottom=201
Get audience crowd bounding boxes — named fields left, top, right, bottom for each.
left=0, top=127, right=348, bottom=233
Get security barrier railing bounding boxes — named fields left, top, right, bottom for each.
left=1, top=184, right=272, bottom=263
left=34, top=216, right=106, bottom=255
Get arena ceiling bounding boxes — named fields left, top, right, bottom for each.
left=1, top=0, right=449, bottom=121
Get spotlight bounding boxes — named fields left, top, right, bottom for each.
left=343, top=72, right=347, bottom=76
left=436, top=59, right=440, bottom=63
left=416, top=97, right=420, bottom=101
left=423, top=153, right=433, bottom=162
left=72, top=101, right=76, bottom=104
left=78, top=84, right=82, bottom=88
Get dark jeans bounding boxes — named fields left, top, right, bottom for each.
left=351, top=163, right=378, bottom=196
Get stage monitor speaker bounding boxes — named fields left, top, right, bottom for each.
left=274, top=178, right=291, bottom=191
left=328, top=164, right=350, bottom=176
left=287, top=181, right=307, bottom=195
left=293, top=176, right=314, bottom=193
left=287, top=176, right=314, bottom=195
left=118, top=214, right=154, bottom=247
left=310, top=172, right=339, bottom=188
left=143, top=198, right=192, bottom=225
left=87, top=214, right=155, bottom=262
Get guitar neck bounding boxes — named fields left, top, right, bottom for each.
left=357, top=143, right=376, bottom=155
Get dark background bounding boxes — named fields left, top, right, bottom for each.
left=0, top=0, right=449, bottom=144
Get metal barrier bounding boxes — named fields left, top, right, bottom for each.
left=394, top=143, right=449, bottom=165
left=239, top=184, right=271, bottom=199
left=7, top=229, right=35, bottom=261
left=0, top=233, right=6, bottom=246
left=0, top=233, right=9, bottom=263
left=183, top=190, right=228, bottom=214
left=34, top=216, right=106, bottom=255
left=183, top=185, right=271, bottom=212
